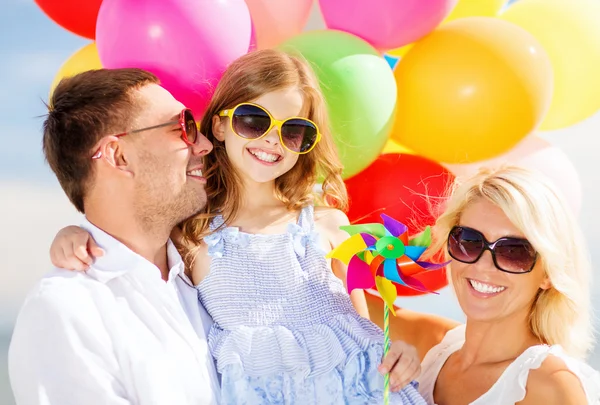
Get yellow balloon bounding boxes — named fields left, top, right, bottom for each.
left=50, top=42, right=103, bottom=98
left=392, top=17, right=553, bottom=164
left=445, top=0, right=507, bottom=22
left=381, top=140, right=413, bottom=155
left=386, top=44, right=413, bottom=59
left=501, top=0, right=600, bottom=130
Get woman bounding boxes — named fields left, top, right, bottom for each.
left=368, top=165, right=600, bottom=404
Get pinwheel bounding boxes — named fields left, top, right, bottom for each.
left=327, top=213, right=448, bottom=404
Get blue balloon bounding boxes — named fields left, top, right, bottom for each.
left=383, top=54, right=399, bottom=70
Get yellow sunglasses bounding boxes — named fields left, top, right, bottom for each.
left=219, top=102, right=321, bottom=154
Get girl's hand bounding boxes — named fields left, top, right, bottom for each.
left=379, top=339, right=421, bottom=391
left=49, top=226, right=103, bottom=271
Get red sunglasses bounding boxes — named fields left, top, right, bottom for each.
left=92, top=108, right=198, bottom=159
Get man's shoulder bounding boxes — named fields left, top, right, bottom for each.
left=16, top=268, right=111, bottom=324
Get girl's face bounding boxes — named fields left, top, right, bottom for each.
left=213, top=87, right=306, bottom=185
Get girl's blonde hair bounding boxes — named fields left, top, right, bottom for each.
left=430, top=165, right=594, bottom=359
left=182, top=49, right=347, bottom=244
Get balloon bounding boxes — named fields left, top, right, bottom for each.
left=96, top=0, right=252, bottom=118
left=50, top=43, right=103, bottom=98
left=386, top=45, right=413, bottom=59
left=345, top=153, right=454, bottom=232
left=383, top=54, right=400, bottom=70
left=279, top=31, right=397, bottom=179
left=345, top=153, right=454, bottom=295
left=244, top=0, right=313, bottom=49
left=34, top=0, right=103, bottom=39
left=392, top=17, right=553, bottom=163
left=382, top=140, right=413, bottom=155
left=318, top=0, right=458, bottom=50
left=445, top=0, right=507, bottom=22
left=248, top=23, right=258, bottom=52
left=501, top=0, right=600, bottom=130
left=444, top=135, right=582, bottom=216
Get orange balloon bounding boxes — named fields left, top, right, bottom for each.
left=392, top=17, right=553, bottom=163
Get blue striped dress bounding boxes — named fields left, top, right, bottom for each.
left=197, top=206, right=426, bottom=405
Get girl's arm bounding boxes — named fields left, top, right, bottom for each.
left=314, top=207, right=370, bottom=319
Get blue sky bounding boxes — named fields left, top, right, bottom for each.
left=0, top=0, right=88, bottom=183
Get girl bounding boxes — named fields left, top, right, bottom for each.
left=50, top=49, right=426, bottom=404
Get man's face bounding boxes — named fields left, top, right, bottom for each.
left=127, top=84, right=213, bottom=229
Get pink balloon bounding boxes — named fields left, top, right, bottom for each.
left=444, top=136, right=582, bottom=216
left=96, top=0, right=252, bottom=118
left=318, top=0, right=458, bottom=50
left=244, top=0, right=313, bottom=49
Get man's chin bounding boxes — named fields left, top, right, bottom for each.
left=177, top=195, right=208, bottom=224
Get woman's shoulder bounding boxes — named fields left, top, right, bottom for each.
left=501, top=345, right=600, bottom=405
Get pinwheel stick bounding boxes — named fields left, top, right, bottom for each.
left=383, top=302, right=390, bottom=405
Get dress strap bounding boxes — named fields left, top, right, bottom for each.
left=209, top=214, right=225, bottom=232
left=297, top=205, right=315, bottom=233
left=418, top=324, right=465, bottom=404
left=477, top=344, right=600, bottom=405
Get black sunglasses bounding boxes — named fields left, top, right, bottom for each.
left=447, top=226, right=537, bottom=274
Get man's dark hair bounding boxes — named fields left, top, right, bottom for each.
left=43, top=68, right=159, bottom=213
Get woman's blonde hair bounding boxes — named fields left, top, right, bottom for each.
left=430, top=165, right=594, bottom=359
left=181, top=49, right=347, bottom=244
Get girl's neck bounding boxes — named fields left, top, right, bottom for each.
left=239, top=178, right=281, bottom=212
left=457, top=309, right=542, bottom=369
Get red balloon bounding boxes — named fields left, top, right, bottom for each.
left=35, top=0, right=103, bottom=39
left=345, top=153, right=454, bottom=296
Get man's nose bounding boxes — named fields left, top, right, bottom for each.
left=191, top=133, right=213, bottom=156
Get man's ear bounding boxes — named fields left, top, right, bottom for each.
left=212, top=115, right=226, bottom=142
left=92, top=136, right=134, bottom=176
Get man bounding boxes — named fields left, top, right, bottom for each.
left=9, top=68, right=219, bottom=404
left=9, top=68, right=420, bottom=405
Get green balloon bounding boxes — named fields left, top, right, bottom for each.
left=279, top=30, right=397, bottom=179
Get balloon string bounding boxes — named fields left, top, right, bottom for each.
left=384, top=303, right=390, bottom=405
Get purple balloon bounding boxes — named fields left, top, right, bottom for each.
left=96, top=0, right=252, bottom=118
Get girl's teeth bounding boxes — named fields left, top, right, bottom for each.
left=251, top=150, right=278, bottom=162
left=469, top=279, right=506, bottom=294
left=188, top=169, right=203, bottom=176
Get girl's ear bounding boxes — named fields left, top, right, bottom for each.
left=212, top=115, right=226, bottom=142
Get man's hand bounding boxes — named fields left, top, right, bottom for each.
left=378, top=340, right=421, bottom=392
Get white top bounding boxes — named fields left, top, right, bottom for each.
left=418, top=325, right=600, bottom=405
left=8, top=219, right=220, bottom=405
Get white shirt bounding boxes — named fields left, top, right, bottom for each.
left=418, top=324, right=600, bottom=404
left=8, top=219, right=220, bottom=405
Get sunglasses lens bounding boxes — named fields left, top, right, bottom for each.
left=281, top=119, right=319, bottom=153
left=448, top=227, right=484, bottom=263
left=231, top=104, right=271, bottom=139
left=184, top=109, right=197, bottom=144
left=494, top=239, right=536, bottom=273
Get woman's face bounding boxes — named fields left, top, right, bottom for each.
left=450, top=198, right=550, bottom=324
